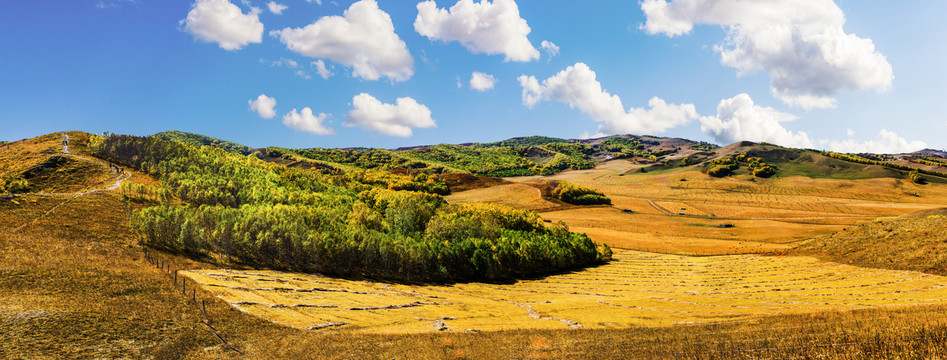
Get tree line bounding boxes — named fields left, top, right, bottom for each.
left=94, top=135, right=611, bottom=282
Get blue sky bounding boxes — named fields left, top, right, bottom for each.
left=1, top=0, right=945, bottom=153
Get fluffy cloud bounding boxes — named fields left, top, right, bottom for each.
left=312, top=60, right=333, bottom=79
left=828, top=129, right=926, bottom=154
left=272, top=0, right=413, bottom=82
left=641, top=0, right=893, bottom=109
left=518, top=62, right=698, bottom=135
left=283, top=108, right=334, bottom=135
left=541, top=40, right=559, bottom=58
left=267, top=1, right=287, bottom=14
left=248, top=94, right=277, bottom=119
left=700, top=94, right=814, bottom=148
left=415, top=0, right=539, bottom=62
left=345, top=93, right=436, bottom=137
left=469, top=72, right=497, bottom=91
left=181, top=0, right=263, bottom=51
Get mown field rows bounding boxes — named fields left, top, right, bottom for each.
left=184, top=250, right=947, bottom=334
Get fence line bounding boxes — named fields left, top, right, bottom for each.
left=143, top=247, right=242, bottom=354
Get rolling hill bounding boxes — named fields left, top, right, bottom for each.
left=3, top=130, right=947, bottom=359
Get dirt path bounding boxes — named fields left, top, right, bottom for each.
left=11, top=133, right=131, bottom=232
left=646, top=199, right=673, bottom=216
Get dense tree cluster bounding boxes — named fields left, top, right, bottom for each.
left=689, top=142, right=719, bottom=151
left=706, top=153, right=778, bottom=178
left=549, top=181, right=612, bottom=205
left=601, top=138, right=673, bottom=161
left=154, top=131, right=252, bottom=155
left=909, top=155, right=947, bottom=168
left=94, top=135, right=610, bottom=282
left=289, top=147, right=443, bottom=173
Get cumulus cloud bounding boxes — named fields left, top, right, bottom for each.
left=181, top=0, right=263, bottom=51
left=415, top=0, right=539, bottom=62
left=312, top=60, right=333, bottom=79
left=699, top=93, right=813, bottom=148
left=267, top=1, right=287, bottom=14
left=469, top=72, right=497, bottom=91
left=541, top=40, right=559, bottom=58
left=272, top=0, right=413, bottom=82
left=828, top=129, right=926, bottom=154
left=283, top=108, right=334, bottom=135
left=344, top=93, right=436, bottom=137
left=518, top=62, right=698, bottom=135
left=641, top=0, right=893, bottom=109
left=248, top=94, right=277, bottom=119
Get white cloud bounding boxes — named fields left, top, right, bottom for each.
left=248, top=94, right=277, bottom=119
left=267, top=1, right=287, bottom=14
left=541, top=40, right=559, bottom=58
left=306, top=0, right=322, bottom=4
left=283, top=108, right=334, bottom=135
left=312, top=60, right=333, bottom=79
left=641, top=0, right=893, bottom=109
left=699, top=93, right=814, bottom=148
left=518, top=62, right=698, bottom=135
left=272, top=0, right=413, bottom=82
left=469, top=72, right=497, bottom=91
left=828, top=129, right=926, bottom=154
left=181, top=0, right=263, bottom=51
left=846, top=128, right=855, bottom=137
left=415, top=0, right=539, bottom=62
left=344, top=93, right=436, bottom=137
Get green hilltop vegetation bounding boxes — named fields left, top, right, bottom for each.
left=93, top=134, right=610, bottom=282
left=154, top=130, right=253, bottom=155
left=283, top=135, right=681, bottom=178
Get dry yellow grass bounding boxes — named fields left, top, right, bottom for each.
left=183, top=249, right=947, bottom=335
left=469, top=159, right=947, bottom=254
left=444, top=183, right=559, bottom=212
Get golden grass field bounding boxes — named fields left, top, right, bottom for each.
left=183, top=249, right=947, bottom=334
left=448, top=159, right=947, bottom=255
left=5, top=133, right=947, bottom=359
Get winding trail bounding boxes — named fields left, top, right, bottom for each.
left=10, top=133, right=131, bottom=232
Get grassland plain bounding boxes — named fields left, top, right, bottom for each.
left=461, top=158, right=947, bottom=255
left=5, top=132, right=947, bottom=359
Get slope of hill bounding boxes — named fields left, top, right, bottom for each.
left=153, top=130, right=253, bottom=155
left=788, top=208, right=947, bottom=275
left=7, top=130, right=947, bottom=359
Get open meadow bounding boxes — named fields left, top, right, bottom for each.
left=445, top=159, right=947, bottom=255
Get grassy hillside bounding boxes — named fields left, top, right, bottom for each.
left=6, top=131, right=947, bottom=359
left=789, top=208, right=947, bottom=275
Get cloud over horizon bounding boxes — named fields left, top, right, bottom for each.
left=273, top=0, right=414, bottom=82
left=700, top=93, right=814, bottom=148
left=518, top=62, right=699, bottom=135
left=828, top=129, right=927, bottom=154
left=345, top=93, right=436, bottom=137
left=642, top=0, right=893, bottom=109
left=415, top=0, right=539, bottom=62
